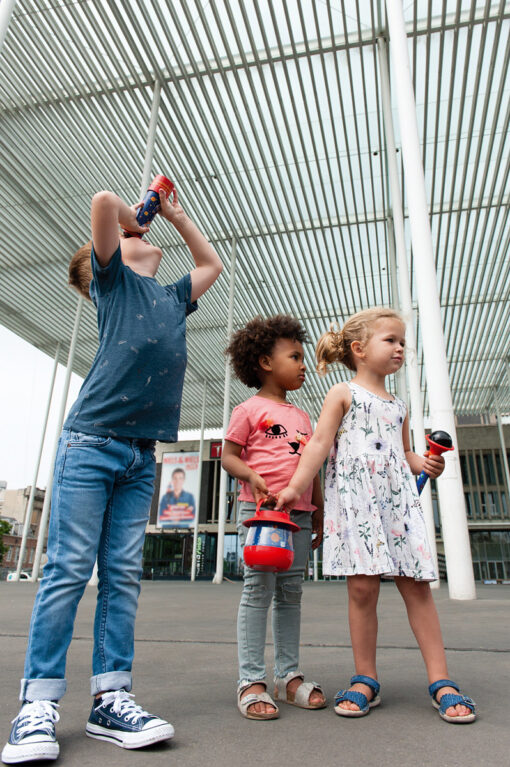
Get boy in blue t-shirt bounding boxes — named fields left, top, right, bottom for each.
left=2, top=190, right=222, bottom=764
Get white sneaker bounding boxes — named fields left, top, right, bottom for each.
left=85, top=689, right=174, bottom=749
left=2, top=700, right=60, bottom=763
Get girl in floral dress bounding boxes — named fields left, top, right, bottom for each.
left=277, top=307, right=476, bottom=724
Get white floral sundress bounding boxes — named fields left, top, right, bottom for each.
left=323, top=382, right=436, bottom=581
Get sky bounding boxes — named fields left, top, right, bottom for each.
left=0, top=325, right=84, bottom=490
left=0, top=324, right=222, bottom=491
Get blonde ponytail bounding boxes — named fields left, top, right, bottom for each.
left=316, top=307, right=403, bottom=375
left=316, top=324, right=353, bottom=375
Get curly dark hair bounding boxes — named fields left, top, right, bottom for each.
left=226, top=315, right=308, bottom=388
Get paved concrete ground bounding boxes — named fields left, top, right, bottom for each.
left=1, top=580, right=509, bottom=767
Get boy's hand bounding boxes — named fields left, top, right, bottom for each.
left=249, top=471, right=269, bottom=504
left=311, top=507, right=323, bottom=549
left=119, top=202, right=150, bottom=236
left=158, top=190, right=188, bottom=227
left=423, top=452, right=445, bottom=479
left=275, top=486, right=300, bottom=511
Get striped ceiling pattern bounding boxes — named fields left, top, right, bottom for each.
left=0, top=0, right=508, bottom=428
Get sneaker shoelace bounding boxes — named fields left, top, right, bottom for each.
left=97, top=690, right=150, bottom=724
left=13, top=700, right=60, bottom=736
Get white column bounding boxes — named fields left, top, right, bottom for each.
left=377, top=36, right=439, bottom=587
left=385, top=1, right=475, bottom=599
left=31, top=297, right=84, bottom=582
left=213, top=238, right=237, bottom=584
left=191, top=381, right=208, bottom=581
left=313, top=548, right=319, bottom=582
left=139, top=80, right=162, bottom=196
left=0, top=0, right=17, bottom=52
left=494, top=391, right=510, bottom=507
left=14, top=343, right=61, bottom=581
left=386, top=216, right=407, bottom=403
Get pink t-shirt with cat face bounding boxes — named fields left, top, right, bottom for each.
left=225, top=395, right=315, bottom=511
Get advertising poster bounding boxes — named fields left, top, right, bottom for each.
left=157, top=452, right=200, bottom=529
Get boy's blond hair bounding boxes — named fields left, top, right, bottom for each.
left=68, top=241, right=93, bottom=300
left=316, top=307, right=403, bottom=375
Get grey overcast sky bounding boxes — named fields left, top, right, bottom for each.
left=0, top=325, right=84, bottom=490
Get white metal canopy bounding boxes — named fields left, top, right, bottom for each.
left=0, top=0, right=508, bottom=428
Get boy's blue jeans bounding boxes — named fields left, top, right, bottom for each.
left=20, top=429, right=156, bottom=702
left=236, top=503, right=312, bottom=687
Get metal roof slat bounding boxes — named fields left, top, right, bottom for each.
left=337, top=0, right=374, bottom=306
left=308, top=0, right=359, bottom=313
left=272, top=0, right=344, bottom=317
left=444, top=6, right=506, bottom=357
left=323, top=0, right=370, bottom=308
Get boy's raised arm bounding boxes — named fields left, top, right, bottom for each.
left=159, top=192, right=222, bottom=300
left=91, top=191, right=148, bottom=267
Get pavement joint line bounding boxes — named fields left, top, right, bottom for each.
left=0, top=633, right=507, bottom=652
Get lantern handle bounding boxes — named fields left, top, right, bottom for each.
left=256, top=495, right=288, bottom=516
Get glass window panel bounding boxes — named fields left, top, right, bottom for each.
left=460, top=454, right=469, bottom=484
left=480, top=492, right=489, bottom=518
left=500, top=538, right=510, bottom=557
left=490, top=492, right=501, bottom=517
left=468, top=455, right=477, bottom=484
left=486, top=542, right=502, bottom=559
left=495, top=454, right=504, bottom=484
left=476, top=455, right=484, bottom=484
left=223, top=533, right=241, bottom=577
left=483, top=453, right=496, bottom=484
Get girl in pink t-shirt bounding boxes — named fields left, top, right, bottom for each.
left=222, top=315, right=326, bottom=720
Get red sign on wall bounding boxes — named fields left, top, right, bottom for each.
left=209, top=441, right=222, bottom=459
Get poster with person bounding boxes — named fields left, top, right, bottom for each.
left=157, top=452, right=199, bottom=529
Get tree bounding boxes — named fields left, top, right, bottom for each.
left=0, top=519, right=12, bottom=562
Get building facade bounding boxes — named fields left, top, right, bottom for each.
left=455, top=423, right=510, bottom=582
left=0, top=487, right=46, bottom=576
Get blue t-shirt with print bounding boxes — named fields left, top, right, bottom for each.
left=64, top=245, right=197, bottom=442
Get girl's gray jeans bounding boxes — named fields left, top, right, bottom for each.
left=236, top=502, right=312, bottom=687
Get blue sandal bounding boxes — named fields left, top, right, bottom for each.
left=428, top=679, right=476, bottom=724
left=334, top=675, right=381, bottom=718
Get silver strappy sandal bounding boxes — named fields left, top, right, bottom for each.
left=274, top=670, right=327, bottom=709
left=237, top=682, right=279, bottom=720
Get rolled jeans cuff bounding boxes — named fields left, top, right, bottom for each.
left=20, top=678, right=67, bottom=702
left=90, top=671, right=132, bottom=697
